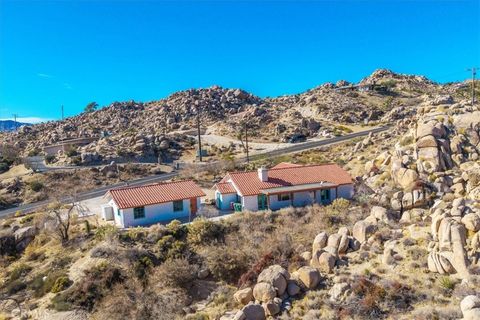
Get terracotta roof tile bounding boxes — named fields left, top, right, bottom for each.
left=272, top=162, right=303, bottom=169
left=226, top=163, right=352, bottom=196
left=215, top=182, right=236, bottom=194
left=109, top=180, right=206, bottom=209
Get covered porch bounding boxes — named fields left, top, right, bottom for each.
left=258, top=182, right=338, bottom=211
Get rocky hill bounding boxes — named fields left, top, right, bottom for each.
left=1, top=69, right=471, bottom=167
left=1, top=75, right=479, bottom=320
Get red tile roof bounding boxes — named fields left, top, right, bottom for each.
left=272, top=162, right=302, bottom=169
left=109, top=180, right=206, bottom=209
left=226, top=163, right=353, bottom=196
left=215, top=182, right=237, bottom=194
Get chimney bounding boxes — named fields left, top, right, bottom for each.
left=258, top=166, right=268, bottom=182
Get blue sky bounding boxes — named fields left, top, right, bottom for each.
left=0, top=0, right=479, bottom=122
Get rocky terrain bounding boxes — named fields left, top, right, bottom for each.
left=1, top=71, right=479, bottom=320
left=1, top=69, right=472, bottom=168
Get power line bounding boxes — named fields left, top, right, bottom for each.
left=467, top=67, right=477, bottom=106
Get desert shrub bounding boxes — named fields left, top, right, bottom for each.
left=95, top=224, right=118, bottom=241
left=166, top=220, right=186, bottom=239
left=19, top=214, right=34, bottom=224
left=30, top=270, right=70, bottom=297
left=438, top=276, right=455, bottom=291
left=238, top=252, right=274, bottom=288
left=28, top=180, right=44, bottom=192
left=50, top=276, right=72, bottom=293
left=120, top=227, right=146, bottom=242
left=5, top=279, right=27, bottom=294
left=187, top=218, right=225, bottom=249
left=157, top=235, right=187, bottom=261
left=8, top=263, right=32, bottom=281
left=55, top=263, right=124, bottom=311
left=201, top=245, right=249, bottom=284
left=45, top=154, right=57, bottom=164
left=65, top=148, right=78, bottom=157
left=134, top=256, right=154, bottom=280
left=0, top=162, right=9, bottom=173
left=152, top=258, right=197, bottom=290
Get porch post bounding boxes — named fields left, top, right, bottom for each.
left=266, top=193, right=270, bottom=210
left=290, top=193, right=294, bottom=206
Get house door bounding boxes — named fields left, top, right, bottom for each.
left=216, top=193, right=222, bottom=209
left=258, top=194, right=267, bottom=210
left=190, top=198, right=198, bottom=215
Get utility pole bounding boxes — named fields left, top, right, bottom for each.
left=467, top=67, right=477, bottom=106
left=245, top=121, right=249, bottom=163
left=12, top=114, right=18, bottom=131
left=61, top=105, right=64, bottom=120
left=196, top=105, right=202, bottom=162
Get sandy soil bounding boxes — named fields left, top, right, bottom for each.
left=0, top=164, right=31, bottom=180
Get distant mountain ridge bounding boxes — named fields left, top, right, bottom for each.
left=0, top=120, right=31, bottom=131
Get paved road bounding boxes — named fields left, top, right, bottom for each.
left=1, top=125, right=389, bottom=219
left=0, top=172, right=178, bottom=218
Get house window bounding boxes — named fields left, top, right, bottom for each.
left=320, top=189, right=331, bottom=201
left=277, top=193, right=291, bottom=201
left=133, top=207, right=145, bottom=219
left=173, top=200, right=184, bottom=212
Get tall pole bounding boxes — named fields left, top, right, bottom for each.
left=245, top=121, right=249, bottom=163
left=12, top=114, right=18, bottom=131
left=196, top=105, right=202, bottom=162
left=61, top=105, right=64, bottom=120
left=468, top=67, right=477, bottom=106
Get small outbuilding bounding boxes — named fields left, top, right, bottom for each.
left=105, top=180, right=206, bottom=228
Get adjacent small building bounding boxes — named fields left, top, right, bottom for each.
left=104, top=180, right=206, bottom=228
left=214, top=162, right=354, bottom=212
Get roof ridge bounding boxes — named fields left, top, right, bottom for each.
left=109, top=179, right=194, bottom=192
left=228, top=163, right=338, bottom=175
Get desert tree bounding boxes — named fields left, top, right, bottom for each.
left=84, top=101, right=99, bottom=113
left=47, top=195, right=78, bottom=245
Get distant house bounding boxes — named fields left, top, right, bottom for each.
left=214, top=163, right=354, bottom=212
left=43, top=137, right=96, bottom=156
left=104, top=180, right=206, bottom=228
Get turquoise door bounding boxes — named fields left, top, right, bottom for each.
left=216, top=193, right=222, bottom=209
left=258, top=194, right=268, bottom=210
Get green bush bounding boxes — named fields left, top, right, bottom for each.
left=157, top=235, right=187, bottom=261
left=134, top=256, right=154, bottom=279
left=28, top=180, right=44, bottom=192
left=0, top=162, right=9, bottom=173
left=187, top=218, right=224, bottom=249
left=65, top=148, right=78, bottom=157
left=9, top=264, right=32, bottom=281
left=45, top=154, right=57, bottom=164
left=20, top=214, right=34, bottom=224
left=51, top=276, right=72, bottom=293
left=166, top=220, right=187, bottom=239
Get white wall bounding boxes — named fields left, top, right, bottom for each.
left=108, top=199, right=124, bottom=228
left=119, top=198, right=199, bottom=228
left=242, top=195, right=258, bottom=211
left=337, top=184, right=354, bottom=199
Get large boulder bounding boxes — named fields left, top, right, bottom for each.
left=312, top=232, right=328, bottom=252
left=252, top=282, right=276, bottom=303
left=393, top=168, right=419, bottom=190
left=461, top=295, right=480, bottom=320
left=317, top=252, right=336, bottom=274
left=295, top=266, right=321, bottom=290
left=256, top=265, right=289, bottom=296
left=241, top=303, right=266, bottom=320
left=234, top=287, right=253, bottom=305
left=353, top=220, right=376, bottom=243
left=461, top=213, right=480, bottom=232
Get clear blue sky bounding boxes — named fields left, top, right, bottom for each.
left=0, top=0, right=479, bottom=122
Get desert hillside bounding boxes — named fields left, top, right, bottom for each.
left=0, top=69, right=479, bottom=320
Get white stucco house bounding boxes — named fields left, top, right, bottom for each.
left=214, top=162, right=354, bottom=212
left=104, top=180, right=206, bottom=228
